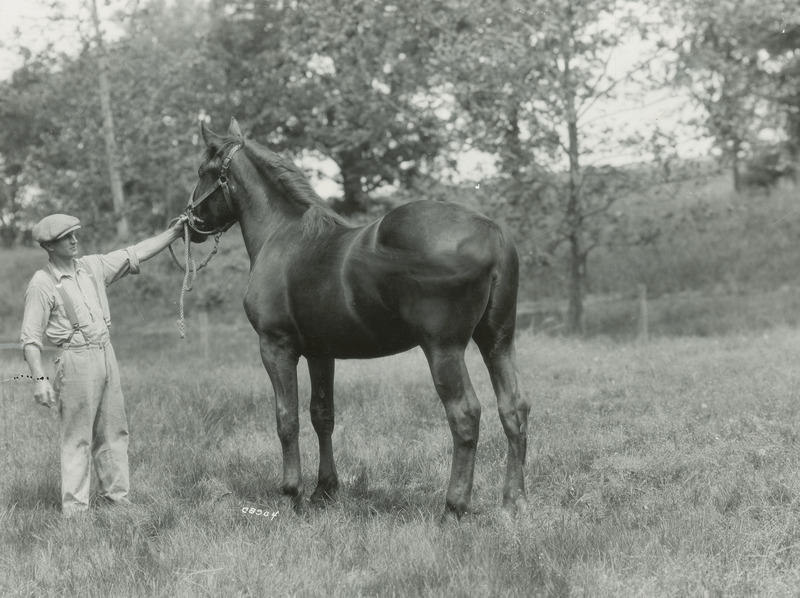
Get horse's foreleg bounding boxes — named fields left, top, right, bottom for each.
left=259, top=336, right=303, bottom=511
left=308, top=358, right=339, bottom=505
left=423, top=344, right=481, bottom=520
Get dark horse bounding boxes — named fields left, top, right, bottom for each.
left=188, top=118, right=529, bottom=519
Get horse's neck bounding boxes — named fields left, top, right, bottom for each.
left=237, top=188, right=303, bottom=264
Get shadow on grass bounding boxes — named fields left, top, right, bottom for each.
left=320, top=466, right=443, bottom=521
left=336, top=488, right=440, bottom=521
left=4, top=473, right=60, bottom=512
left=2, top=473, right=62, bottom=552
left=168, top=449, right=283, bottom=507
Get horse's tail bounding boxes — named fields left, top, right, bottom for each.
left=473, top=233, right=520, bottom=353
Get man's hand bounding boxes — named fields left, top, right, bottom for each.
left=134, top=214, right=191, bottom=263
left=33, top=379, right=56, bottom=408
left=23, top=345, right=55, bottom=409
left=170, top=213, right=189, bottom=234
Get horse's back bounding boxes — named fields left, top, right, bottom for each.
left=376, top=200, right=505, bottom=260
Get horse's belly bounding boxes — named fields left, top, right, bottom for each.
left=306, top=339, right=417, bottom=360
left=298, top=317, right=418, bottom=360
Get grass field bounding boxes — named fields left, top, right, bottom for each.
left=4, top=319, right=800, bottom=597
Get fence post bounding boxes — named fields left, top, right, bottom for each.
left=199, top=307, right=210, bottom=360
left=637, top=284, right=649, bottom=343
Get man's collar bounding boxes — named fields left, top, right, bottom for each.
left=48, top=259, right=82, bottom=281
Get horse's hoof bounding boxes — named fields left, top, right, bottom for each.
left=439, top=509, right=461, bottom=525
left=309, top=486, right=337, bottom=507
left=502, top=496, right=528, bottom=519
left=440, top=500, right=469, bottom=524
left=279, top=491, right=305, bottom=515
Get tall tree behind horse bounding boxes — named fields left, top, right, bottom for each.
left=187, top=117, right=529, bottom=520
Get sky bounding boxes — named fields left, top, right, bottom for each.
left=0, top=0, right=74, bottom=79
left=0, top=0, right=127, bottom=79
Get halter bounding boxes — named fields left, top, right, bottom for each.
left=184, top=143, right=242, bottom=236
left=167, top=143, right=242, bottom=338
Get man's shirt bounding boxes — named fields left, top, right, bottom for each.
left=20, top=247, right=141, bottom=349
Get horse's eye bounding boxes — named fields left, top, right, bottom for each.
left=198, top=166, right=205, bottom=177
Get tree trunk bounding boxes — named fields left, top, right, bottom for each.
left=89, top=0, right=129, bottom=240
left=732, top=138, right=742, bottom=193
left=566, top=229, right=583, bottom=335
left=503, top=104, right=524, bottom=180
left=0, top=171, right=21, bottom=247
left=563, top=41, right=584, bottom=336
left=334, top=149, right=368, bottom=215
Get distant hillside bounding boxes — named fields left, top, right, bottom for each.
left=587, top=168, right=800, bottom=297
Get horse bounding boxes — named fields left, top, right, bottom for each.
left=186, top=117, right=529, bottom=520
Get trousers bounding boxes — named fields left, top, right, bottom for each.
left=53, top=342, right=129, bottom=516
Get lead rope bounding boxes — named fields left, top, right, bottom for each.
left=171, top=222, right=222, bottom=338
left=177, top=220, right=197, bottom=338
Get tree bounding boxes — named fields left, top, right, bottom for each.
left=204, top=0, right=449, bottom=214
left=442, top=0, right=657, bottom=333
left=0, top=0, right=227, bottom=242
left=0, top=61, right=57, bottom=245
left=88, top=0, right=129, bottom=239
left=663, top=0, right=800, bottom=190
left=747, top=10, right=800, bottom=160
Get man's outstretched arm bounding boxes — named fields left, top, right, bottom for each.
left=132, top=215, right=188, bottom=263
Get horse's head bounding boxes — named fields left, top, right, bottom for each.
left=187, top=117, right=245, bottom=243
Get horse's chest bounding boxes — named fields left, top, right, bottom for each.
left=242, top=266, right=293, bottom=329
left=243, top=263, right=337, bottom=327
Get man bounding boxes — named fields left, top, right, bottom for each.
left=20, top=213, right=187, bottom=518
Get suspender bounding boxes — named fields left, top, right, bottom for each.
left=46, top=269, right=83, bottom=345
left=44, top=264, right=109, bottom=345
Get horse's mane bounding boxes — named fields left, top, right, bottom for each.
left=205, top=135, right=350, bottom=238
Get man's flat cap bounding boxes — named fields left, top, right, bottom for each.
left=32, top=214, right=81, bottom=243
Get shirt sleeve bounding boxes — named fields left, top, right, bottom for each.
left=82, top=246, right=142, bottom=287
left=20, top=276, right=53, bottom=351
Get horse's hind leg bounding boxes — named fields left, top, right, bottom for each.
left=308, top=358, right=339, bottom=504
left=473, top=279, right=529, bottom=514
left=479, top=340, right=528, bottom=513
left=422, top=342, right=482, bottom=520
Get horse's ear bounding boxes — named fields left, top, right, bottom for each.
left=228, top=117, right=243, bottom=138
left=200, top=120, right=221, bottom=148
